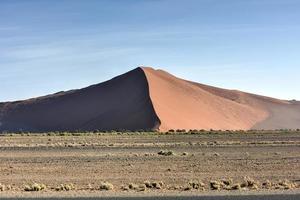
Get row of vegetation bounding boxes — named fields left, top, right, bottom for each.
left=1, top=129, right=299, bottom=136
left=0, top=178, right=298, bottom=192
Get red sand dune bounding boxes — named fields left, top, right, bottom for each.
left=0, top=67, right=299, bottom=132
left=0, top=68, right=159, bottom=132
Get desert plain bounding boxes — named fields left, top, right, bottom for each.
left=0, top=130, right=299, bottom=197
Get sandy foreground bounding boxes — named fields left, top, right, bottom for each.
left=0, top=132, right=299, bottom=197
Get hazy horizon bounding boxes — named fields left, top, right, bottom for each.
left=1, top=0, right=300, bottom=102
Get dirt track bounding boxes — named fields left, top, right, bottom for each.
left=0, top=132, right=299, bottom=196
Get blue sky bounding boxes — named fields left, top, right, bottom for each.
left=1, top=0, right=299, bottom=102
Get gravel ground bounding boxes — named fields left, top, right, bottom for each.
left=0, top=132, right=299, bottom=197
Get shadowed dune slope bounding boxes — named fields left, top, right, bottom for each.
left=142, top=67, right=300, bottom=131
left=0, top=68, right=160, bottom=132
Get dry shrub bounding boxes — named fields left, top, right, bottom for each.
left=210, top=181, right=223, bottom=190
left=151, top=181, right=164, bottom=189
left=128, top=183, right=146, bottom=191
left=144, top=181, right=164, bottom=190
left=209, top=179, right=242, bottom=191
left=277, top=180, right=297, bottom=190
left=138, top=184, right=146, bottom=191
left=128, top=183, right=139, bottom=190
left=241, top=177, right=259, bottom=190
left=221, top=178, right=233, bottom=186
left=55, top=183, right=75, bottom=191
left=24, top=183, right=46, bottom=191
left=230, top=183, right=241, bottom=190
left=87, top=183, right=93, bottom=190
left=144, top=181, right=152, bottom=188
left=184, top=185, right=192, bottom=191
left=0, top=183, right=6, bottom=191
left=99, top=182, right=114, bottom=190
left=158, top=150, right=175, bottom=156
left=262, top=180, right=272, bottom=189
left=189, top=180, right=205, bottom=190
left=121, top=185, right=130, bottom=191
left=182, top=178, right=297, bottom=191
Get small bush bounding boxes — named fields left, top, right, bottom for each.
left=230, top=183, right=241, bottom=190
left=184, top=185, right=192, bottom=191
left=137, top=184, right=146, bottom=191
left=128, top=183, right=146, bottom=191
left=24, top=183, right=46, bottom=191
left=0, top=183, right=6, bottom=191
left=143, top=181, right=164, bottom=189
left=144, top=181, right=152, bottom=188
left=277, top=180, right=297, bottom=189
left=152, top=181, right=164, bottom=189
left=242, top=177, right=259, bottom=190
left=158, top=150, right=175, bottom=156
left=221, top=178, right=233, bottom=186
left=55, top=183, right=75, bottom=191
left=99, top=182, right=114, bottom=190
left=262, top=180, right=272, bottom=189
left=189, top=180, right=205, bottom=190
left=121, top=185, right=130, bottom=191
left=129, top=183, right=139, bottom=190
left=210, top=181, right=223, bottom=190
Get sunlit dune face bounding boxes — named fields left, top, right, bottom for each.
left=142, top=67, right=300, bottom=131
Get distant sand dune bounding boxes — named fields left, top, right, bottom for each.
left=0, top=67, right=299, bottom=132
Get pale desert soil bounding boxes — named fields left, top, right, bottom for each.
left=0, top=132, right=299, bottom=197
